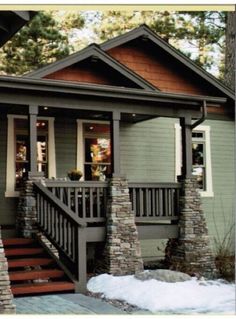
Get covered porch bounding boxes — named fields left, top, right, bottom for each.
left=0, top=75, right=226, bottom=292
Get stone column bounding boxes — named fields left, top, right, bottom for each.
left=103, top=176, right=143, bottom=275
left=0, top=228, right=15, bottom=314
left=16, top=173, right=43, bottom=238
left=165, top=176, right=216, bottom=278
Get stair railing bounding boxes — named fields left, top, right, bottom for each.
left=34, top=181, right=87, bottom=292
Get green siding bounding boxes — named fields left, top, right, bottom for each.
left=202, top=119, right=235, bottom=253
left=0, top=115, right=18, bottom=229
left=120, top=118, right=176, bottom=182
left=55, top=117, right=77, bottom=178
left=120, top=117, right=235, bottom=257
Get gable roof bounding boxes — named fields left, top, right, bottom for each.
left=0, top=11, right=36, bottom=47
left=101, top=24, right=235, bottom=100
left=26, top=43, right=157, bottom=91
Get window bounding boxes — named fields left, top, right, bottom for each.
left=175, top=123, right=213, bottom=197
left=77, top=120, right=111, bottom=181
left=6, top=115, right=56, bottom=197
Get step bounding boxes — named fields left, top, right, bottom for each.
left=5, top=247, right=44, bottom=257
left=11, top=281, right=75, bottom=295
left=2, top=238, right=35, bottom=247
left=8, top=258, right=54, bottom=268
left=9, top=269, right=64, bottom=281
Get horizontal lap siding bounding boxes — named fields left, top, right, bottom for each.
left=201, top=119, right=235, bottom=252
left=120, top=117, right=176, bottom=182
left=55, top=117, right=77, bottom=178
left=0, top=115, right=17, bottom=230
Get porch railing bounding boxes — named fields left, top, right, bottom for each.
left=34, top=182, right=87, bottom=292
left=44, top=180, right=108, bottom=223
left=129, top=183, right=181, bottom=222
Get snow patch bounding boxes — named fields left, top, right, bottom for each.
left=87, top=273, right=235, bottom=314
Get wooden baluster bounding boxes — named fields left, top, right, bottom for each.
left=96, top=188, right=100, bottom=218
left=159, top=189, right=163, bottom=216
left=67, top=187, right=71, bottom=209
left=55, top=210, right=58, bottom=243
left=175, top=188, right=180, bottom=216
left=139, top=188, right=144, bottom=217
left=145, top=188, right=149, bottom=217
left=133, top=188, right=137, bottom=216
left=51, top=206, right=55, bottom=239
left=164, top=189, right=169, bottom=217
left=155, top=189, right=159, bottom=216
left=67, top=220, right=70, bottom=255
left=82, top=188, right=86, bottom=218
left=63, top=216, right=67, bottom=252
left=152, top=188, right=155, bottom=217
left=103, top=188, right=107, bottom=218
left=75, top=188, right=79, bottom=217
left=89, top=187, right=93, bottom=219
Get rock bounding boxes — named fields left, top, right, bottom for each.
left=135, top=269, right=192, bottom=283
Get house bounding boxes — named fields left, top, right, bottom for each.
left=0, top=22, right=234, bottom=302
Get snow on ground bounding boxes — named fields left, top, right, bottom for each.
left=87, top=274, right=235, bottom=314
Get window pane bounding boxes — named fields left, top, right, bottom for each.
left=192, top=143, right=204, bottom=165
left=85, top=138, right=111, bottom=164
left=192, top=166, right=205, bottom=190
left=83, top=122, right=111, bottom=181
left=192, top=132, right=204, bottom=139
left=16, top=136, right=27, bottom=161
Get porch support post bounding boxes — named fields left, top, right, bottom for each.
left=28, top=105, right=38, bottom=175
left=180, top=115, right=192, bottom=178
left=165, top=115, right=216, bottom=278
left=111, top=110, right=121, bottom=176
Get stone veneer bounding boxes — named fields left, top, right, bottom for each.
left=103, top=176, right=144, bottom=275
left=16, top=177, right=39, bottom=238
left=165, top=176, right=216, bottom=278
left=0, top=227, right=15, bottom=314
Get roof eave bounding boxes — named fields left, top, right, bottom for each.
left=0, top=75, right=227, bottom=107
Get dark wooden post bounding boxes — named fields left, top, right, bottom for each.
left=180, top=115, right=192, bottom=178
left=75, top=226, right=87, bottom=293
left=111, top=110, right=121, bottom=176
left=28, top=105, right=38, bottom=175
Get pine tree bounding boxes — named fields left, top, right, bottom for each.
left=94, top=11, right=226, bottom=77
left=224, top=11, right=235, bottom=90
left=0, top=11, right=84, bottom=75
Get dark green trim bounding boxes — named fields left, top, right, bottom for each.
left=101, top=24, right=235, bottom=101
left=26, top=44, right=157, bottom=91
left=0, top=11, right=36, bottom=47
left=0, top=76, right=227, bottom=106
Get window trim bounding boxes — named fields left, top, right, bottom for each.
left=175, top=123, right=214, bottom=197
left=76, top=119, right=110, bottom=181
left=5, top=115, right=56, bottom=197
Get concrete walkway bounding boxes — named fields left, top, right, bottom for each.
left=14, top=293, right=127, bottom=314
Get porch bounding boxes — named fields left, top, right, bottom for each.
left=21, top=179, right=180, bottom=292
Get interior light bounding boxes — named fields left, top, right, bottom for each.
left=132, top=113, right=136, bottom=117
left=89, top=126, right=94, bottom=130
left=44, top=107, right=48, bottom=110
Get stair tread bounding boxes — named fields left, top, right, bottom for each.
left=3, top=238, right=35, bottom=246
left=8, top=258, right=54, bottom=268
left=11, top=281, right=75, bottom=295
left=9, top=269, right=64, bottom=281
left=5, top=247, right=44, bottom=256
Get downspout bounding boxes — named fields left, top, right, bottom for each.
left=191, top=100, right=207, bottom=130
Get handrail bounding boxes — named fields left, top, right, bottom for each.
left=34, top=181, right=88, bottom=292
left=128, top=182, right=181, bottom=188
left=44, top=180, right=108, bottom=188
left=34, top=182, right=86, bottom=227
